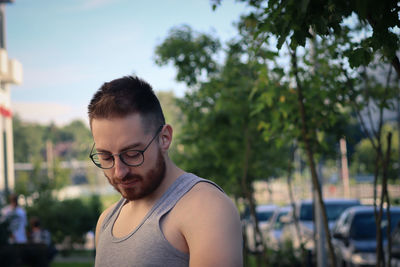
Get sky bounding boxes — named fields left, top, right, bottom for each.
left=5, top=0, right=249, bottom=125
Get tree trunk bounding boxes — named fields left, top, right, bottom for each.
left=241, top=126, right=269, bottom=266
left=392, top=56, right=400, bottom=81
left=373, top=143, right=384, bottom=267
left=286, top=145, right=308, bottom=267
left=382, top=132, right=392, bottom=267
left=290, top=48, right=337, bottom=267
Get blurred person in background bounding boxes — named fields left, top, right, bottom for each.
left=88, top=76, right=242, bottom=267
left=29, top=216, right=57, bottom=263
left=1, top=193, right=27, bottom=244
left=29, top=216, right=51, bottom=246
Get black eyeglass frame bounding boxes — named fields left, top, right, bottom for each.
left=89, top=125, right=164, bottom=169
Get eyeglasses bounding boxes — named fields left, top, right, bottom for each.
left=89, top=125, right=163, bottom=169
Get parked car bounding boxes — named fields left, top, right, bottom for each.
left=391, top=221, right=400, bottom=267
left=332, top=206, right=400, bottom=267
left=263, top=205, right=292, bottom=251
left=281, top=198, right=361, bottom=254
left=243, top=204, right=277, bottom=253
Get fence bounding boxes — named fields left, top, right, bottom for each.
left=253, top=179, right=400, bottom=205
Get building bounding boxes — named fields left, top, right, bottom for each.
left=0, top=1, right=23, bottom=197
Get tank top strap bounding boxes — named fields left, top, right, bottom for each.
left=101, top=197, right=126, bottom=232
left=152, top=172, right=223, bottom=219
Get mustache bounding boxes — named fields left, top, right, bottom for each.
left=105, top=173, right=142, bottom=182
left=121, top=174, right=142, bottom=181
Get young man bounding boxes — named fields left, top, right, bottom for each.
left=88, top=76, right=243, bottom=267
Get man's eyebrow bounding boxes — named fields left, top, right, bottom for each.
left=120, top=142, right=143, bottom=151
left=95, top=142, right=143, bottom=153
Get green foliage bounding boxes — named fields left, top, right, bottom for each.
left=251, top=37, right=353, bottom=162
left=59, top=120, right=93, bottom=160
left=351, top=123, right=399, bottom=180
left=244, top=241, right=303, bottom=267
left=13, top=117, right=92, bottom=163
left=155, top=25, right=291, bottom=199
left=229, top=0, right=400, bottom=70
left=155, top=25, right=221, bottom=86
left=266, top=242, right=303, bottom=267
left=208, top=2, right=399, bottom=266
left=13, top=115, right=47, bottom=162
left=156, top=91, right=183, bottom=160
left=27, top=195, right=101, bottom=247
left=14, top=158, right=70, bottom=198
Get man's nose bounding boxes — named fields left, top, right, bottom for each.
left=113, top=156, right=129, bottom=179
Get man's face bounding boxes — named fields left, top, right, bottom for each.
left=91, top=113, right=166, bottom=201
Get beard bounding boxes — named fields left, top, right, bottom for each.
left=105, top=149, right=166, bottom=201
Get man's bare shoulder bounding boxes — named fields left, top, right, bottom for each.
left=174, top=180, right=243, bottom=266
left=178, top=181, right=239, bottom=223
left=186, top=181, right=231, bottom=204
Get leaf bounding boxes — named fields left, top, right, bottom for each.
left=347, top=47, right=372, bottom=68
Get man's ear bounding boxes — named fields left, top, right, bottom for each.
left=159, top=124, right=173, bottom=151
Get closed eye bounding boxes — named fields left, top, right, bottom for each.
left=123, top=150, right=141, bottom=159
left=97, top=153, right=113, bottom=161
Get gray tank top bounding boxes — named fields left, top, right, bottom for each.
left=95, top=173, right=223, bottom=267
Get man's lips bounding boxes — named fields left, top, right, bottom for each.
left=118, top=178, right=140, bottom=189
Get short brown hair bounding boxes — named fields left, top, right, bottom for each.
left=88, top=76, right=165, bottom=132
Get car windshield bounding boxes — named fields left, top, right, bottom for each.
left=350, top=212, right=400, bottom=240
left=326, top=203, right=359, bottom=221
left=257, top=211, right=275, bottom=222
left=300, top=203, right=313, bottom=220
left=274, top=211, right=290, bottom=229
left=299, top=202, right=359, bottom=221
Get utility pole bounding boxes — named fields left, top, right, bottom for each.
left=46, top=140, right=54, bottom=179
left=340, top=137, right=350, bottom=198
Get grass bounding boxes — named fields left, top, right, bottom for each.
left=58, top=248, right=95, bottom=257
left=51, top=249, right=95, bottom=267
left=51, top=263, right=94, bottom=267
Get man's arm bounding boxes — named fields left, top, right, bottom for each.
left=179, top=183, right=243, bottom=267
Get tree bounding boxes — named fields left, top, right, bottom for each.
left=212, top=0, right=400, bottom=75
left=351, top=123, right=399, bottom=181
left=60, top=120, right=93, bottom=160
left=13, top=116, right=47, bottom=162
left=14, top=157, right=70, bottom=199
left=155, top=25, right=221, bottom=86
left=13, top=117, right=92, bottom=163
left=156, top=90, right=183, bottom=161
left=155, top=24, right=291, bottom=266
left=342, top=60, right=398, bottom=266
left=213, top=1, right=400, bottom=265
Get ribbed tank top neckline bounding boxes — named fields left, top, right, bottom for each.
left=108, top=172, right=216, bottom=243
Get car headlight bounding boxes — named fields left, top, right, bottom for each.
left=351, top=252, right=376, bottom=265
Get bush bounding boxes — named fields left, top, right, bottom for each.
left=27, top=195, right=102, bottom=250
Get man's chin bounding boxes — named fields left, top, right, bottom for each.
left=123, top=192, right=142, bottom=201
left=117, top=187, right=142, bottom=201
